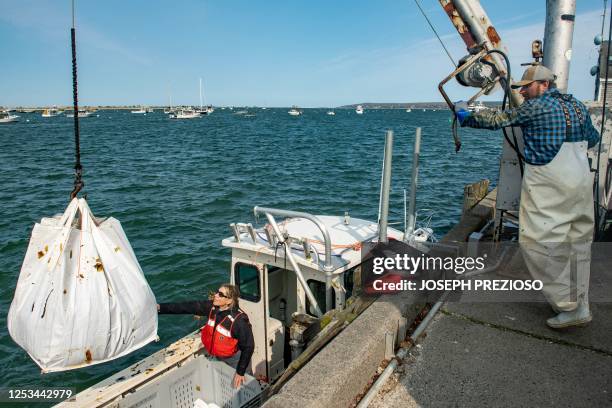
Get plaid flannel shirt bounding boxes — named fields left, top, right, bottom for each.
left=461, top=89, right=600, bottom=165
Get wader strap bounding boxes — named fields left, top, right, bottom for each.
left=554, top=94, right=585, bottom=140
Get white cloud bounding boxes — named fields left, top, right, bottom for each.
left=310, top=8, right=603, bottom=105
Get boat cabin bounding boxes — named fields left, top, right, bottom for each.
left=223, top=206, right=403, bottom=382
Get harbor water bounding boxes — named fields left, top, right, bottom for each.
left=0, top=108, right=501, bottom=397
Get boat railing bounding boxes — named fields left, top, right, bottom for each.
left=252, top=206, right=337, bottom=316
left=253, top=206, right=333, bottom=271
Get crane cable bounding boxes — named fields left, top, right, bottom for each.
left=413, top=0, right=457, bottom=68
left=69, top=0, right=84, bottom=200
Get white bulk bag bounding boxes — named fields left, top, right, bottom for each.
left=8, top=198, right=158, bottom=372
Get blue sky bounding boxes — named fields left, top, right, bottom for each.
left=0, top=0, right=607, bottom=107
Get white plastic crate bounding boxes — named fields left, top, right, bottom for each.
left=115, top=355, right=261, bottom=408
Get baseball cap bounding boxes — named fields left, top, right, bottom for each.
left=511, top=65, right=557, bottom=88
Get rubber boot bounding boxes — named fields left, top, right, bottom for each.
left=546, top=301, right=592, bottom=329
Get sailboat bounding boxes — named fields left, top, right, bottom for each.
left=169, top=107, right=200, bottom=119
left=195, top=78, right=214, bottom=115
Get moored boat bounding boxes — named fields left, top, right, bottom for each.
left=169, top=107, right=201, bottom=119
left=0, top=110, right=19, bottom=123
left=288, top=106, right=302, bottom=116
left=42, top=107, right=63, bottom=117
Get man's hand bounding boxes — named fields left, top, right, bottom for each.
left=233, top=373, right=245, bottom=388
left=454, top=101, right=471, bottom=125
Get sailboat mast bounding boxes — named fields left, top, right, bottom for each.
left=168, top=83, right=172, bottom=109
left=199, top=77, right=203, bottom=110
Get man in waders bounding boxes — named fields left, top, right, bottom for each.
left=158, top=284, right=254, bottom=388
left=455, top=64, right=600, bottom=329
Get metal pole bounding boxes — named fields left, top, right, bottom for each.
left=543, top=0, right=577, bottom=93
left=264, top=213, right=323, bottom=317
left=405, top=128, right=422, bottom=239
left=378, top=130, right=394, bottom=243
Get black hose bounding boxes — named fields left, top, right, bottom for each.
left=484, top=49, right=530, bottom=174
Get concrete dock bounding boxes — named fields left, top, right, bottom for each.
left=369, top=302, right=612, bottom=407
left=263, top=184, right=612, bottom=407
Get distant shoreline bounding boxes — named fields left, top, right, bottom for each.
left=3, top=102, right=504, bottom=111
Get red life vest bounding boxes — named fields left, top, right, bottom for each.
left=200, top=307, right=244, bottom=358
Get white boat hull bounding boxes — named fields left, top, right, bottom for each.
left=0, top=115, right=19, bottom=123
left=170, top=112, right=201, bottom=119
left=66, top=112, right=93, bottom=118
left=42, top=111, right=63, bottom=117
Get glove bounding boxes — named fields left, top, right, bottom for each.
left=454, top=101, right=470, bottom=125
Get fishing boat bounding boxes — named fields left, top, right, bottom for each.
left=169, top=107, right=201, bottom=119
left=131, top=106, right=147, bottom=114
left=42, top=107, right=63, bottom=117
left=0, top=110, right=19, bottom=123
left=288, top=106, right=302, bottom=116
left=65, top=110, right=93, bottom=118
left=467, top=100, right=488, bottom=113
left=355, top=105, right=364, bottom=114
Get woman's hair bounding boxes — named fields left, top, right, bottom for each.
left=220, top=283, right=240, bottom=309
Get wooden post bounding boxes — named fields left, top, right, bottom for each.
left=462, top=179, right=490, bottom=215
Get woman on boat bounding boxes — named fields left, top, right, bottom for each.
left=157, top=284, right=255, bottom=388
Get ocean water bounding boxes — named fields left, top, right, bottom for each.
left=0, top=108, right=501, bottom=399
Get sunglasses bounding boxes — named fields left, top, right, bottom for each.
left=215, top=290, right=229, bottom=299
